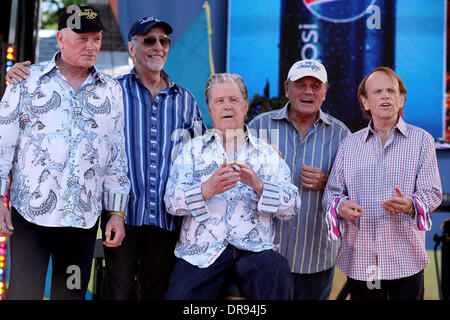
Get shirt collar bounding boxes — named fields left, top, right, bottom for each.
left=271, top=102, right=332, bottom=126
left=202, top=125, right=260, bottom=151
left=317, top=109, right=332, bottom=125
left=271, top=102, right=290, bottom=120
left=364, top=116, right=408, bottom=141
left=396, top=116, right=408, bottom=137
left=40, top=51, right=104, bottom=84
left=130, top=67, right=180, bottom=93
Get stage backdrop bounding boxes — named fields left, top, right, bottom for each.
left=228, top=0, right=446, bottom=139
left=114, top=0, right=229, bottom=128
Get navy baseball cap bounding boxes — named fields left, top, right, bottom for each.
left=58, top=5, right=106, bottom=33
left=128, top=16, right=173, bottom=41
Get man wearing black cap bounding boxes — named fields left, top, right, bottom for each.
left=0, top=5, right=130, bottom=300
left=6, top=14, right=204, bottom=300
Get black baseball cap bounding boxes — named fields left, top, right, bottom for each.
left=128, top=16, right=173, bottom=41
left=58, top=5, right=106, bottom=33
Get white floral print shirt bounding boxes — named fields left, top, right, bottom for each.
left=0, top=52, right=130, bottom=228
left=164, top=128, right=300, bottom=268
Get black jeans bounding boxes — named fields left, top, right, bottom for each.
left=165, top=245, right=294, bottom=300
left=6, top=207, right=98, bottom=300
left=292, top=267, right=335, bottom=300
left=101, top=212, right=179, bottom=300
left=347, top=270, right=424, bottom=300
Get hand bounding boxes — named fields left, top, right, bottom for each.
left=382, top=187, right=414, bottom=215
left=6, top=61, right=31, bottom=84
left=301, top=164, right=328, bottom=191
left=229, top=160, right=263, bottom=197
left=103, top=214, right=125, bottom=247
left=0, top=203, right=13, bottom=237
left=338, top=199, right=364, bottom=221
left=201, top=161, right=240, bottom=201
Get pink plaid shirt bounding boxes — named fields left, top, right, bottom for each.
left=323, top=118, right=442, bottom=281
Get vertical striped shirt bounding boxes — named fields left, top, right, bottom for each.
left=248, top=104, right=350, bottom=274
left=322, top=118, right=442, bottom=281
left=117, top=68, right=205, bottom=230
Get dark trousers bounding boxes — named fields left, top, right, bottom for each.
left=101, top=213, right=179, bottom=300
left=347, top=270, right=424, bottom=300
left=292, top=267, right=335, bottom=300
left=6, top=207, right=98, bottom=300
left=165, top=245, right=294, bottom=300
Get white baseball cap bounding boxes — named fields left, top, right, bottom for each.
left=287, top=60, right=327, bottom=83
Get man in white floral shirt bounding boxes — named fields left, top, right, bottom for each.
left=0, top=6, right=130, bottom=300
left=164, top=73, right=300, bottom=300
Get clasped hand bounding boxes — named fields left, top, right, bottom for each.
left=201, top=161, right=263, bottom=201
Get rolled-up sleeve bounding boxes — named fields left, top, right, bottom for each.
left=322, top=140, right=348, bottom=240
left=409, top=132, right=442, bottom=231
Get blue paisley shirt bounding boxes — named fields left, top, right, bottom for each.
left=164, top=128, right=301, bottom=268
left=0, top=52, right=130, bottom=228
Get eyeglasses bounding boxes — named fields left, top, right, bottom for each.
left=141, top=36, right=171, bottom=48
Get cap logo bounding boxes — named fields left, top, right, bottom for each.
left=139, top=16, right=159, bottom=24
left=77, top=8, right=98, bottom=19
left=59, top=5, right=104, bottom=33
left=298, top=61, right=321, bottom=72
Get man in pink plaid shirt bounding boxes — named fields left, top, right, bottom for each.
left=323, top=67, right=442, bottom=300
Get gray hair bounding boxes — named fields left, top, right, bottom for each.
left=128, top=36, right=139, bottom=49
left=204, top=73, right=248, bottom=108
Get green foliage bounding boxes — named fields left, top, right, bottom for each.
left=245, top=94, right=288, bottom=123
left=41, top=0, right=88, bottom=30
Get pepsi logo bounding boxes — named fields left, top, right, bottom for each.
left=303, top=0, right=376, bottom=23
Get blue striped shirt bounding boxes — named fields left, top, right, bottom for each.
left=117, top=68, right=205, bottom=230
left=248, top=104, right=351, bottom=274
